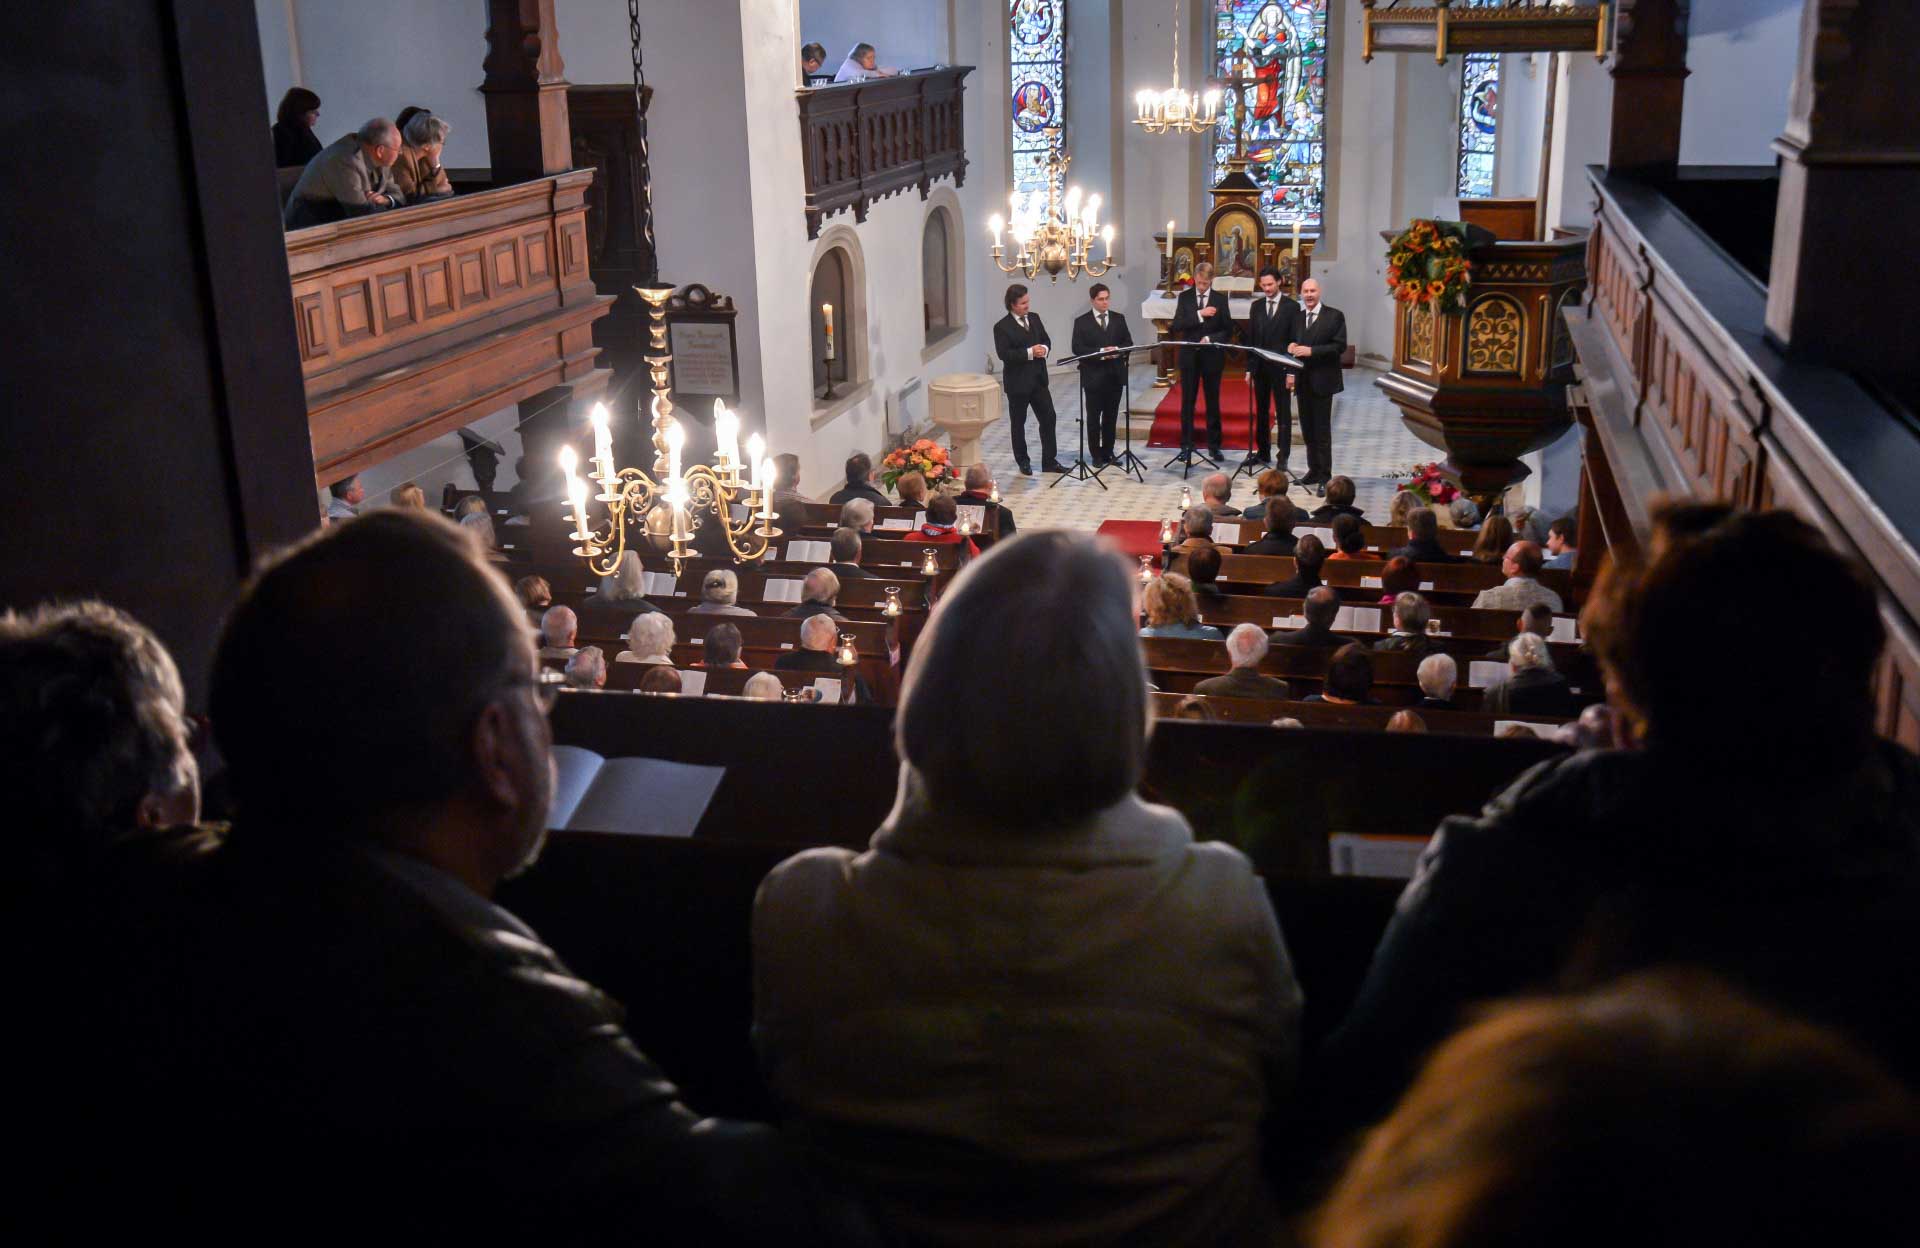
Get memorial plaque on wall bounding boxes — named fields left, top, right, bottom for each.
left=665, top=283, right=740, bottom=405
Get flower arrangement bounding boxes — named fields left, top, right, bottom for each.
left=1385, top=219, right=1473, bottom=311
left=1393, top=461, right=1461, bottom=507
left=881, top=438, right=955, bottom=491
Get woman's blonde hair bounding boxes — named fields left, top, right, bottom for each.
left=1143, top=573, right=1199, bottom=628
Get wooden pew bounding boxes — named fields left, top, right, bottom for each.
left=1200, top=517, right=1476, bottom=558
left=601, top=666, right=845, bottom=698
left=565, top=613, right=895, bottom=701
left=798, top=499, right=1000, bottom=543
left=1153, top=691, right=1572, bottom=737
left=1167, top=549, right=1572, bottom=607
left=1142, top=634, right=1483, bottom=707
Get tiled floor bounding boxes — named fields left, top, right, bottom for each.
left=970, top=363, right=1438, bottom=532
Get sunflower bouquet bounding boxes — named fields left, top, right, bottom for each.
left=1385, top=219, right=1474, bottom=311
left=880, top=438, right=956, bottom=491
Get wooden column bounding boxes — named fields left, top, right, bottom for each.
left=1765, top=0, right=1920, bottom=372
left=483, top=0, right=574, bottom=184
left=1606, top=0, right=1690, bottom=177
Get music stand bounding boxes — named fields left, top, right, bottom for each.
left=1162, top=352, right=1220, bottom=480
left=1111, top=367, right=1146, bottom=482
left=1050, top=376, right=1107, bottom=490
left=1233, top=366, right=1264, bottom=482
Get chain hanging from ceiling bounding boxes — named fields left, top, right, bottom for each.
left=627, top=0, right=659, bottom=284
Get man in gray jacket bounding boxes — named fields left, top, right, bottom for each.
left=284, top=117, right=406, bottom=229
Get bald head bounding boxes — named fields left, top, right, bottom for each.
left=1504, top=541, right=1545, bottom=580
left=1226, top=622, right=1269, bottom=669
left=801, top=567, right=840, bottom=605
left=1301, top=278, right=1322, bottom=309
left=965, top=463, right=993, bottom=492
left=800, top=612, right=838, bottom=651
left=539, top=605, right=577, bottom=649
left=1201, top=473, right=1232, bottom=507
left=1304, top=585, right=1339, bottom=628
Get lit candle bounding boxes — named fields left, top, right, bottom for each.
left=759, top=458, right=775, bottom=519
left=921, top=547, right=939, bottom=575
left=559, top=443, right=578, bottom=486
left=1135, top=90, right=1149, bottom=121
left=569, top=476, right=589, bottom=539
left=989, top=482, right=1000, bottom=504
left=1101, top=224, right=1114, bottom=255
left=713, top=400, right=738, bottom=473
left=746, top=433, right=765, bottom=492
left=821, top=303, right=836, bottom=362
left=1166, top=220, right=1175, bottom=266
left=589, top=403, right=613, bottom=477
left=988, top=213, right=1004, bottom=248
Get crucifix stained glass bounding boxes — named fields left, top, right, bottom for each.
left=1009, top=0, right=1066, bottom=196
left=1209, top=0, right=1329, bottom=232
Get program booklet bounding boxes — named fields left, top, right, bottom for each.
left=548, top=745, right=726, bottom=837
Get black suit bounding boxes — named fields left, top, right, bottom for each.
left=993, top=312, right=1058, bottom=469
left=827, top=561, right=872, bottom=580
left=1391, top=537, right=1463, bottom=565
left=1246, top=293, right=1299, bottom=464
left=1071, top=308, right=1133, bottom=463
left=1288, top=301, right=1347, bottom=482
left=1168, top=285, right=1233, bottom=454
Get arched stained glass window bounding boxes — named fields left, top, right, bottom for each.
left=1456, top=54, right=1500, bottom=198
left=1009, top=0, right=1066, bottom=195
left=1209, top=0, right=1329, bottom=231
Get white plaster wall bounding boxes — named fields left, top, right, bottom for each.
left=1493, top=53, right=1548, bottom=202
left=799, top=0, right=949, bottom=74
left=1679, top=0, right=1801, bottom=166
left=254, top=0, right=297, bottom=116
left=1542, top=53, right=1612, bottom=233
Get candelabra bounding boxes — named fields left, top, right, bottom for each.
left=1133, top=0, right=1219, bottom=135
left=988, top=128, right=1114, bottom=282
left=562, top=398, right=780, bottom=578
left=636, top=284, right=677, bottom=477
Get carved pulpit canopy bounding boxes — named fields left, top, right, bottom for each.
left=1360, top=0, right=1613, bottom=64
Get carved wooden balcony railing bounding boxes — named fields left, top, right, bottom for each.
left=1567, top=166, right=1920, bottom=746
left=798, top=67, right=973, bottom=239
left=288, top=170, right=614, bottom=485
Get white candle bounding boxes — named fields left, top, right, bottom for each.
left=1102, top=224, right=1115, bottom=255
left=746, top=433, right=765, bottom=491
left=1292, top=220, right=1301, bottom=255
left=1166, top=221, right=1175, bottom=265
left=759, top=458, right=775, bottom=518
left=589, top=403, right=612, bottom=476
left=568, top=476, right=588, bottom=538
left=988, top=213, right=1003, bottom=247
left=822, top=303, right=836, bottom=361
left=558, top=443, right=577, bottom=484
left=713, top=400, right=738, bottom=472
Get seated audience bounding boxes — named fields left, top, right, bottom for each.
left=1416, top=652, right=1458, bottom=709
left=1273, top=586, right=1349, bottom=649
left=326, top=474, right=364, bottom=523
left=537, top=605, right=578, bottom=658
left=1322, top=502, right=1920, bottom=1127
left=1484, top=602, right=1555, bottom=660
left=916, top=494, right=974, bottom=550
left=1386, top=490, right=1418, bottom=531
left=562, top=645, right=605, bottom=690
left=1509, top=505, right=1549, bottom=545
left=956, top=463, right=1015, bottom=549
left=1377, top=555, right=1421, bottom=602
left=1187, top=544, right=1229, bottom=609
left=768, top=453, right=810, bottom=540
left=1172, top=694, right=1215, bottom=721
left=1544, top=514, right=1579, bottom=569
left=1261, top=533, right=1325, bottom=598
left=1200, top=472, right=1239, bottom=517
left=1373, top=592, right=1433, bottom=656
left=458, top=511, right=504, bottom=561
left=785, top=568, right=846, bottom=621
left=832, top=42, right=898, bottom=82
left=616, top=612, right=675, bottom=665
left=689, top=568, right=755, bottom=617
left=579, top=550, right=661, bottom=633
left=283, top=117, right=406, bottom=229
left=1391, top=505, right=1462, bottom=564
left=388, top=481, right=426, bottom=509
left=1246, top=496, right=1299, bottom=556
left=637, top=665, right=682, bottom=695
left=1306, top=643, right=1374, bottom=705
left=1241, top=468, right=1291, bottom=522
left=75, top=511, right=859, bottom=1240
left=1194, top=623, right=1292, bottom=700
left=838, top=497, right=876, bottom=534
left=827, top=527, right=870, bottom=579
left=1325, top=514, right=1367, bottom=560
left=697, top=622, right=745, bottom=669
left=1174, top=505, right=1215, bottom=551
left=1447, top=496, right=1480, bottom=529
left=1312, top=974, right=1920, bottom=1248
left=1483, top=632, right=1576, bottom=718
left=1140, top=573, right=1225, bottom=640
left=391, top=111, right=453, bottom=203
left=895, top=471, right=929, bottom=509
left=1384, top=709, right=1426, bottom=734
left=1309, top=476, right=1365, bottom=523
left=512, top=574, right=551, bottom=619
left=1469, top=513, right=1515, bottom=565
left=800, top=42, right=828, bottom=77
left=830, top=452, right=889, bottom=507
left=1471, top=541, right=1565, bottom=612
left=743, top=671, right=785, bottom=701
left=271, top=87, right=323, bottom=168
left=754, top=530, right=1301, bottom=1245
left=774, top=612, right=873, bottom=702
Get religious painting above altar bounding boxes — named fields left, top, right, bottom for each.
left=1210, top=0, right=1329, bottom=231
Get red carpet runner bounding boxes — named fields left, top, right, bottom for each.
left=1144, top=378, right=1261, bottom=450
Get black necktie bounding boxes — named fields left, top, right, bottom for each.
left=1018, top=317, right=1028, bottom=332
left=1098, top=313, right=1107, bottom=331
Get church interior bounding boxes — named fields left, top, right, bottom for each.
left=7, top=0, right=1920, bottom=1240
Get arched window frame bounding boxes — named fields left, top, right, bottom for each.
left=807, top=225, right=871, bottom=413
left=921, top=189, right=968, bottom=359
left=1008, top=0, right=1067, bottom=196
left=1208, top=0, right=1331, bottom=233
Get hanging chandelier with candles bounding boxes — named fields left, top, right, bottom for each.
left=988, top=128, right=1114, bottom=283
left=561, top=399, right=780, bottom=578
left=1133, top=0, right=1219, bottom=135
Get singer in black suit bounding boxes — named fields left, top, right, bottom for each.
left=1246, top=266, right=1299, bottom=468
left=1167, top=261, right=1232, bottom=460
left=992, top=284, right=1063, bottom=475
left=1287, top=278, right=1348, bottom=490
left=1070, top=282, right=1133, bottom=466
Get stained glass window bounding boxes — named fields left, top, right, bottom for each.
left=1456, top=53, right=1500, bottom=197
left=1209, top=0, right=1329, bottom=232
left=1008, top=0, right=1066, bottom=196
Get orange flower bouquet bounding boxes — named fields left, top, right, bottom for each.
left=1385, top=219, right=1473, bottom=311
left=881, top=438, right=956, bottom=491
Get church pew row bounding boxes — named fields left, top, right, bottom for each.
left=496, top=830, right=1408, bottom=1122
left=601, top=667, right=846, bottom=698
left=554, top=614, right=896, bottom=701
left=1192, top=591, right=1581, bottom=646
left=797, top=499, right=1001, bottom=543
left=1165, top=550, right=1573, bottom=606
left=1191, top=517, right=1478, bottom=558
left=528, top=542, right=960, bottom=596
left=1152, top=691, right=1573, bottom=737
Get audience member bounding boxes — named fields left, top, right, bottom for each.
left=1323, top=502, right=1920, bottom=1128
left=895, top=471, right=929, bottom=509
left=786, top=568, right=846, bottom=621
left=830, top=453, right=889, bottom=507
left=743, top=671, right=785, bottom=701
left=271, top=87, right=323, bottom=168
left=1241, top=468, right=1290, bottom=522
left=388, top=481, right=426, bottom=509
left=773, top=612, right=872, bottom=702
left=1273, top=586, right=1349, bottom=649
left=1544, top=514, right=1579, bottom=569
left=1309, top=475, right=1364, bottom=523
left=832, top=42, right=897, bottom=82
left=1312, top=974, right=1920, bottom=1248
left=768, top=453, right=810, bottom=540
left=537, top=605, right=578, bottom=658
left=392, top=111, right=453, bottom=202
left=697, top=622, right=745, bottom=669
left=1391, top=505, right=1463, bottom=564
left=1373, top=593, right=1433, bottom=656
left=1415, top=652, right=1457, bottom=709
left=1509, top=505, right=1549, bottom=546
left=458, top=510, right=504, bottom=561
left=1307, top=643, right=1374, bottom=704
left=1187, top=544, right=1229, bottom=608
left=1377, top=555, right=1420, bottom=602
left=1469, top=513, right=1515, bottom=564
left=1384, top=709, right=1426, bottom=734
left=1141, top=573, right=1225, bottom=640
left=1175, top=505, right=1215, bottom=551
left=827, top=527, right=870, bottom=580
left=690, top=568, right=755, bottom=617
left=638, top=665, right=683, bottom=695
left=1194, top=623, right=1292, bottom=700
left=916, top=494, right=973, bottom=550
left=617, top=613, right=675, bottom=666
left=1447, top=496, right=1481, bottom=529
left=800, top=42, right=828, bottom=77
left=1484, top=602, right=1554, bottom=660
left=1471, top=541, right=1565, bottom=612
left=1386, top=490, right=1418, bottom=531
left=1261, top=533, right=1325, bottom=598
left=283, top=117, right=406, bottom=229
left=1172, top=694, right=1215, bottom=721
left=562, top=645, right=606, bottom=690
left=1200, top=472, right=1239, bottom=517
left=512, top=574, right=551, bottom=616
left=838, top=497, right=876, bottom=533
left=754, top=530, right=1301, bottom=1245
left=1325, top=514, right=1367, bottom=560
left=1246, top=496, right=1299, bottom=556
left=956, top=463, right=1016, bottom=549
left=326, top=474, right=364, bottom=523
left=1483, top=632, right=1576, bottom=718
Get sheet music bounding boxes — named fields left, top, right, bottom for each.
left=1333, top=606, right=1381, bottom=633
left=876, top=517, right=913, bottom=531
left=764, top=578, right=804, bottom=603
left=811, top=678, right=843, bottom=702
left=564, top=757, right=726, bottom=838
left=785, top=540, right=831, bottom=564
left=1212, top=522, right=1242, bottom=545
left=1550, top=616, right=1578, bottom=643
left=642, top=571, right=678, bottom=596
left=676, top=669, right=707, bottom=696
left=1468, top=661, right=1509, bottom=689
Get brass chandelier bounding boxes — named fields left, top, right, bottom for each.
left=987, top=128, right=1115, bottom=282
left=1133, top=0, right=1219, bottom=135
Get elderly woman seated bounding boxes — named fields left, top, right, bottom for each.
left=616, top=612, right=675, bottom=666
left=742, top=671, right=785, bottom=701
left=689, top=568, right=755, bottom=616
left=391, top=111, right=452, bottom=203
left=1140, top=572, right=1225, bottom=640
left=753, top=531, right=1302, bottom=1245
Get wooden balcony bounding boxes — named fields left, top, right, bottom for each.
left=798, top=67, right=973, bottom=239
left=287, top=171, right=614, bottom=485
left=1567, top=166, right=1920, bottom=746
